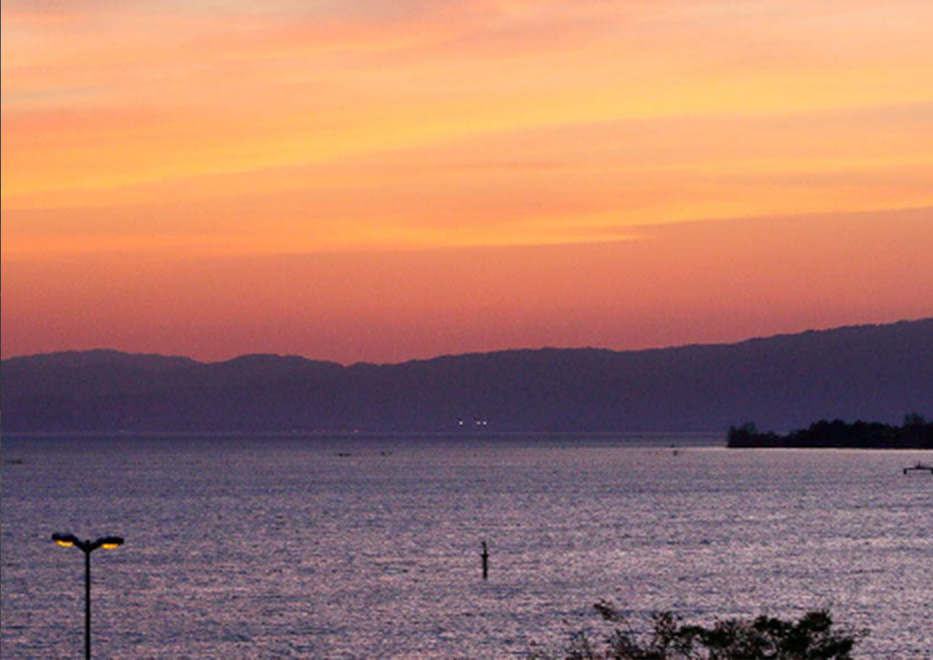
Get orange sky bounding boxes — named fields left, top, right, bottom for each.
left=3, top=0, right=932, bottom=363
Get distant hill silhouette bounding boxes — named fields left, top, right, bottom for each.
left=2, top=319, right=931, bottom=433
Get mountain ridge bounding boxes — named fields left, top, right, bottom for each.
left=8, top=317, right=928, bottom=369
left=3, top=318, right=931, bottom=433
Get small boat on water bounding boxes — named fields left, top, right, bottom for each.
left=902, top=462, right=933, bottom=475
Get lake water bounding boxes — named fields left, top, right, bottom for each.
left=1, top=434, right=931, bottom=659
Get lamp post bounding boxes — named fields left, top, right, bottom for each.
left=52, top=533, right=124, bottom=660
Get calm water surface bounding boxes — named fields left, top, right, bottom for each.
left=2, top=434, right=931, bottom=659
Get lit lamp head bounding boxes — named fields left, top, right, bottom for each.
left=97, top=536, right=124, bottom=550
left=52, top=533, right=125, bottom=552
left=52, top=532, right=80, bottom=548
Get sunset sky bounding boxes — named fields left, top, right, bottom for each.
left=3, top=0, right=932, bottom=364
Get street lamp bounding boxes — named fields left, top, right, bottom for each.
left=52, top=532, right=125, bottom=660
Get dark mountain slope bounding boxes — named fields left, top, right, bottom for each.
left=2, top=319, right=930, bottom=432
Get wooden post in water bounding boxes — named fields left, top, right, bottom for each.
left=481, top=541, right=489, bottom=580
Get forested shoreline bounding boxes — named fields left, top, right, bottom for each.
left=727, top=415, right=933, bottom=449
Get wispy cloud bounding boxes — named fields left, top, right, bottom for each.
left=3, top=0, right=932, bottom=359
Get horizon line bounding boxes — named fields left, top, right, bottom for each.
left=3, top=316, right=929, bottom=369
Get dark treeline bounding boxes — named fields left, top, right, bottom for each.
left=532, top=602, right=863, bottom=660
left=727, top=414, right=933, bottom=449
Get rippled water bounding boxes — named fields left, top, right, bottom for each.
left=2, top=434, right=931, bottom=659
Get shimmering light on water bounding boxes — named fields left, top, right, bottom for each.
left=2, top=434, right=931, bottom=659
